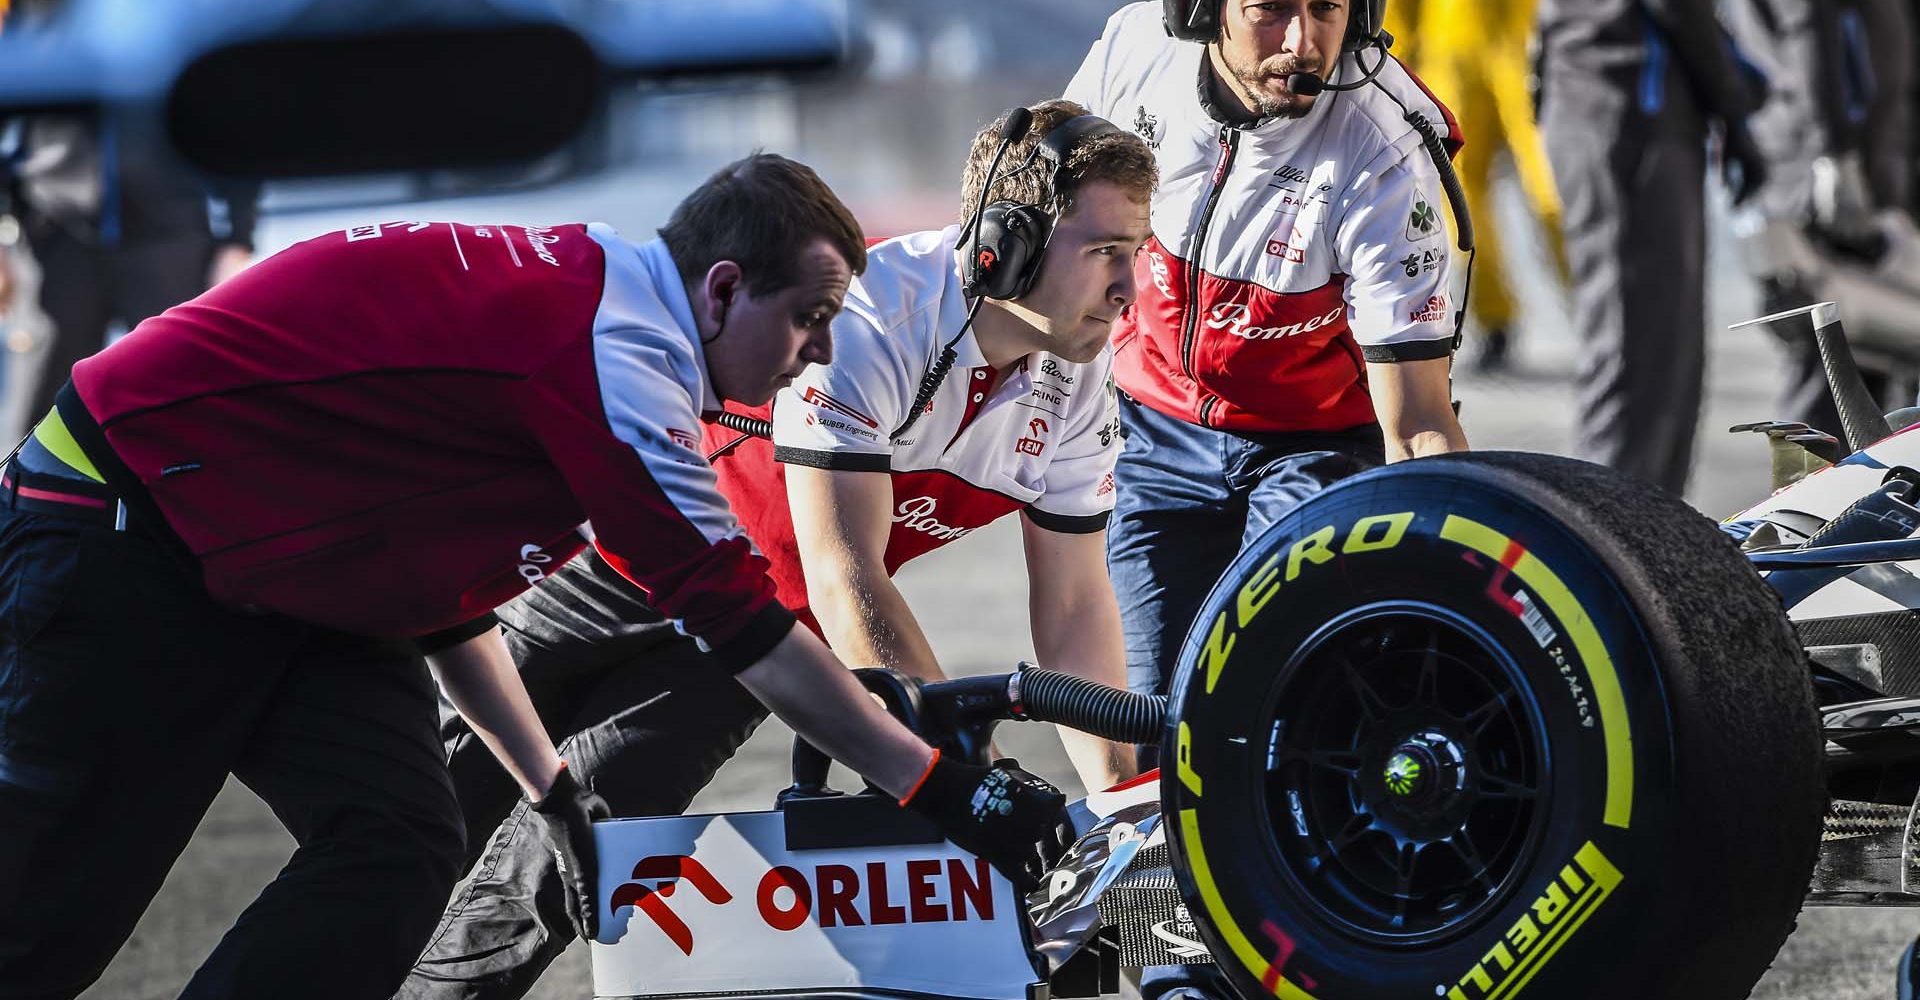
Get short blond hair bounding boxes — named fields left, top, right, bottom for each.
left=959, top=99, right=1158, bottom=226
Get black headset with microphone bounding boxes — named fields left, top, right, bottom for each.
left=960, top=113, right=1127, bottom=301
left=886, top=108, right=1126, bottom=439
left=1158, top=0, right=1474, bottom=261
left=709, top=108, right=1131, bottom=446
left=1163, top=0, right=1388, bottom=49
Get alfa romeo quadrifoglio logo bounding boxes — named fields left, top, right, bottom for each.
left=610, top=854, right=1001, bottom=955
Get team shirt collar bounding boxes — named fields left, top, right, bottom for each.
left=635, top=235, right=720, bottom=415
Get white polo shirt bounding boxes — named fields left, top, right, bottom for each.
left=707, top=225, right=1120, bottom=625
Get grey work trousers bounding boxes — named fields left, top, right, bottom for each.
left=397, top=549, right=769, bottom=1000
left=1543, top=77, right=1710, bottom=496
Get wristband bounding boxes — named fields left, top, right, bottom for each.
left=897, top=748, right=942, bottom=807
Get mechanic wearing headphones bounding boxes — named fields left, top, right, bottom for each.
left=1064, top=2, right=1468, bottom=995
left=398, top=99, right=1159, bottom=999
left=0, top=154, right=1065, bottom=1000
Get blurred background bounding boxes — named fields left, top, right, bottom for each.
left=0, top=0, right=1915, bottom=997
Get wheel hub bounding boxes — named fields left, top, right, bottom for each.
left=1382, top=750, right=1426, bottom=798
left=1261, top=605, right=1549, bottom=945
left=1380, top=731, right=1465, bottom=807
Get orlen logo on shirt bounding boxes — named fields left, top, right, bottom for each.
left=893, top=496, right=974, bottom=540
left=1264, top=239, right=1305, bottom=263
left=1015, top=417, right=1049, bottom=457
left=612, top=854, right=997, bottom=956
left=1205, top=303, right=1343, bottom=341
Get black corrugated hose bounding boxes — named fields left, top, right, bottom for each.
left=1015, top=666, right=1167, bottom=744
left=711, top=409, right=773, bottom=440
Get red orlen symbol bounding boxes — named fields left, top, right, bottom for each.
left=610, top=855, right=734, bottom=955
left=1016, top=417, right=1049, bottom=456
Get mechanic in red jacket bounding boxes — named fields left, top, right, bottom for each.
left=398, top=100, right=1157, bottom=999
left=1065, top=0, right=1470, bottom=742
left=0, top=154, right=1063, bottom=1000
left=1066, top=3, right=1470, bottom=997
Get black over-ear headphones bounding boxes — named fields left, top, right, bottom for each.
left=959, top=113, right=1125, bottom=301
left=712, top=108, right=1132, bottom=445
left=872, top=109, right=1130, bottom=441
left=1162, top=0, right=1388, bottom=49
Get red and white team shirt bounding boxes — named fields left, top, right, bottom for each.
left=71, top=220, right=793, bottom=667
left=1064, top=1, right=1463, bottom=433
left=705, top=226, right=1120, bottom=629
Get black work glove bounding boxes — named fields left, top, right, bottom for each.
left=996, top=757, right=1077, bottom=870
left=1718, top=118, right=1769, bottom=207
left=904, top=753, right=1067, bottom=893
left=530, top=763, right=612, bottom=942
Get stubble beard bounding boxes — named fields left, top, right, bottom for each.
left=1229, top=57, right=1315, bottom=121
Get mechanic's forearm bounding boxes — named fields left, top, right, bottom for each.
left=1370, top=357, right=1468, bottom=463
left=1031, top=594, right=1137, bottom=791
left=736, top=623, right=936, bottom=798
left=809, top=567, right=946, bottom=683
left=427, top=629, right=564, bottom=801
left=1385, top=423, right=1468, bottom=463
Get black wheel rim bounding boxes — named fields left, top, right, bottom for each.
left=1260, top=602, right=1551, bottom=946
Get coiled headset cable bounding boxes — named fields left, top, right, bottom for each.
left=1290, top=42, right=1477, bottom=346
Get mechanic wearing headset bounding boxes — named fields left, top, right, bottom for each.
left=1064, top=2, right=1469, bottom=995
left=398, top=100, right=1159, bottom=999
left=0, top=154, right=1064, bottom=1000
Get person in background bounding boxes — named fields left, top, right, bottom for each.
left=0, top=1, right=258, bottom=421
left=1726, top=0, right=1920, bottom=437
left=1386, top=0, right=1564, bottom=372
left=1536, top=0, right=1770, bottom=496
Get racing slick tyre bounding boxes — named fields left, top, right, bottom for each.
left=1162, top=452, right=1823, bottom=1000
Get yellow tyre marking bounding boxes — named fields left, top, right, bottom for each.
left=1439, top=515, right=1633, bottom=829
left=1179, top=808, right=1320, bottom=1000
left=1176, top=721, right=1203, bottom=797
left=1484, top=844, right=1624, bottom=1000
